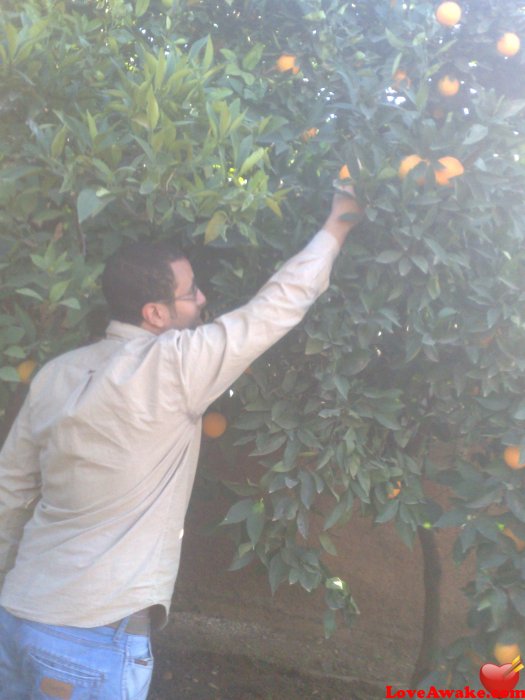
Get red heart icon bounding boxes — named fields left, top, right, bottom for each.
left=479, top=663, right=520, bottom=698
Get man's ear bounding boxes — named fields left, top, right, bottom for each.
left=141, top=302, right=169, bottom=330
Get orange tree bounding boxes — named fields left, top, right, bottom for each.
left=1, top=0, right=525, bottom=686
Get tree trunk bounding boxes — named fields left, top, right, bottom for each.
left=410, top=526, right=442, bottom=686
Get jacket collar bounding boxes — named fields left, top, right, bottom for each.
left=105, top=320, right=155, bottom=341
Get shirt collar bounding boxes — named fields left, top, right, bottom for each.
left=105, top=320, right=155, bottom=342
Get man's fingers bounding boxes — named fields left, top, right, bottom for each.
left=332, top=179, right=357, bottom=197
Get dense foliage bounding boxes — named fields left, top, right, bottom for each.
left=2, top=0, right=525, bottom=685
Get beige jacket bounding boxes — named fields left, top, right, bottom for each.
left=0, top=230, right=339, bottom=628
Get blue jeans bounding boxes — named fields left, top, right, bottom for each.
left=0, top=606, right=154, bottom=699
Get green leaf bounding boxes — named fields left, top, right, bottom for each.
left=202, top=36, right=214, bottom=71
left=59, top=298, right=81, bottom=310
left=5, top=23, right=18, bottom=60
left=86, top=111, right=98, bottom=141
left=376, top=250, right=402, bottom=263
left=304, top=337, right=325, bottom=355
left=265, top=197, right=282, bottom=218
left=505, top=491, right=525, bottom=524
left=415, top=81, right=429, bottom=111
left=298, top=470, right=315, bottom=509
left=222, top=481, right=261, bottom=497
left=4, top=346, right=27, bottom=359
left=246, top=502, right=265, bottom=546
left=77, top=189, right=114, bottom=223
left=51, top=126, right=67, bottom=158
left=155, top=49, right=167, bottom=90
left=385, top=28, right=405, bottom=51
left=324, top=500, right=348, bottom=530
left=239, top=148, right=266, bottom=176
left=228, top=549, right=255, bottom=571
left=271, top=461, right=296, bottom=474
left=508, top=588, right=525, bottom=617
left=319, top=533, right=338, bottom=556
left=0, top=367, right=21, bottom=382
left=271, top=400, right=300, bottom=430
left=513, top=400, right=525, bottom=420
left=250, top=432, right=287, bottom=457
left=242, top=43, right=264, bottom=71
left=49, top=280, right=70, bottom=304
left=147, top=88, right=160, bottom=130
left=374, top=413, right=401, bottom=430
left=135, top=0, right=150, bottom=17
left=204, top=211, right=228, bottom=244
left=464, top=124, right=489, bottom=146
left=221, top=499, right=254, bottom=525
left=375, top=500, right=399, bottom=524
left=16, top=288, right=44, bottom=302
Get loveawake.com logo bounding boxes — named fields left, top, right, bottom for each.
left=385, top=691, right=525, bottom=699
left=385, top=653, right=525, bottom=699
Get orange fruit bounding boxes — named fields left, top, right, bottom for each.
left=16, top=359, right=37, bottom=384
left=502, top=527, right=525, bottom=552
left=301, top=127, right=319, bottom=142
left=503, top=446, right=525, bottom=470
left=387, top=481, right=402, bottom=499
left=434, top=156, right=464, bottom=186
left=398, top=154, right=428, bottom=184
left=202, top=412, right=227, bottom=438
left=493, top=642, right=521, bottom=665
left=338, top=164, right=351, bottom=180
left=477, top=333, right=494, bottom=348
left=497, top=33, right=521, bottom=57
left=435, top=2, right=462, bottom=27
left=392, top=69, right=412, bottom=89
left=437, top=75, right=460, bottom=96
left=276, top=54, right=299, bottom=74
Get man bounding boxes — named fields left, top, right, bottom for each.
left=0, top=185, right=362, bottom=699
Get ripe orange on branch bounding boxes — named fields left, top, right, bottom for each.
left=437, top=76, right=460, bottom=96
left=276, top=54, right=299, bottom=74
left=301, top=127, right=318, bottom=142
left=493, top=642, right=521, bottom=665
left=17, top=359, right=37, bottom=384
left=434, top=156, right=464, bottom=186
left=398, top=154, right=428, bottom=184
left=387, top=481, right=402, bottom=499
left=435, top=2, right=462, bottom=27
left=497, top=33, right=521, bottom=57
left=503, top=446, right=525, bottom=470
left=202, top=412, right=227, bottom=438
left=392, top=69, right=412, bottom=89
left=338, top=164, right=352, bottom=180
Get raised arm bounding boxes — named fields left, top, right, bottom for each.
left=171, top=186, right=364, bottom=416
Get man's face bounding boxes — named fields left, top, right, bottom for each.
left=165, top=259, right=207, bottom=331
left=140, top=258, right=207, bottom=334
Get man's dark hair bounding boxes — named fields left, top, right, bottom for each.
left=101, top=241, right=186, bottom=326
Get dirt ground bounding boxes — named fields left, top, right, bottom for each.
left=147, top=471, right=475, bottom=700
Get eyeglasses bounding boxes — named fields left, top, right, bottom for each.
left=173, top=291, right=199, bottom=302
left=172, top=282, right=200, bottom=302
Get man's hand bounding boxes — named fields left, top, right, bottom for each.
left=322, top=182, right=364, bottom=249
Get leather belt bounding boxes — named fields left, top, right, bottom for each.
left=106, top=609, right=151, bottom=635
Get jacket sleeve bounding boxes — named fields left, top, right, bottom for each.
left=171, top=230, right=340, bottom=416
left=0, top=394, right=41, bottom=592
